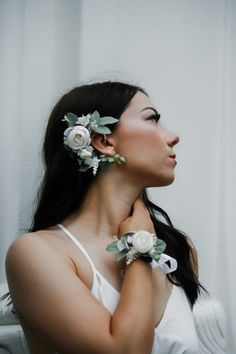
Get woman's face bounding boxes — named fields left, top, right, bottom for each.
left=113, top=91, right=180, bottom=187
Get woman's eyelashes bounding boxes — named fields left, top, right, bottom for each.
left=147, top=114, right=161, bottom=124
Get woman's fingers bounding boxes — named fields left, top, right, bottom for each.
left=119, top=196, right=155, bottom=235
left=132, top=197, right=144, bottom=210
left=132, top=197, right=150, bottom=216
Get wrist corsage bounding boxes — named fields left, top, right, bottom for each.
left=106, top=230, right=177, bottom=274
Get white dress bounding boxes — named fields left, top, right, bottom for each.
left=58, top=224, right=200, bottom=354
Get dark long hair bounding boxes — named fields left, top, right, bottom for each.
left=5, top=81, right=203, bottom=307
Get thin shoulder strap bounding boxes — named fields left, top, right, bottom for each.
left=57, top=223, right=97, bottom=272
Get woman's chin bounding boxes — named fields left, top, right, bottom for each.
left=148, top=173, right=176, bottom=188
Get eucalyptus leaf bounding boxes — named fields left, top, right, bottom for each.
left=91, top=110, right=100, bottom=123
left=117, top=238, right=129, bottom=251
left=154, top=240, right=166, bottom=253
left=93, top=126, right=111, bottom=134
left=106, top=241, right=119, bottom=252
left=117, top=249, right=129, bottom=261
left=78, top=163, right=91, bottom=172
left=154, top=244, right=166, bottom=254
left=156, top=239, right=166, bottom=247
left=99, top=116, right=119, bottom=126
left=65, top=112, right=78, bottom=126
left=153, top=254, right=161, bottom=262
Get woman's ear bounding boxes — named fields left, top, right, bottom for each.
left=91, top=133, right=116, bottom=156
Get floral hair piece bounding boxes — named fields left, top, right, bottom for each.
left=62, top=111, right=126, bottom=175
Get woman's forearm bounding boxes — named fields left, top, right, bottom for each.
left=110, top=260, right=155, bottom=354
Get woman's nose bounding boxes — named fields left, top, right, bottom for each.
left=171, top=134, right=180, bottom=147
left=167, top=130, right=180, bottom=148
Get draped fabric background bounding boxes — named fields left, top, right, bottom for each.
left=0, top=0, right=235, bottom=352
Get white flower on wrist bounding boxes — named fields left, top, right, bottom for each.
left=106, top=230, right=169, bottom=268
left=132, top=230, right=155, bottom=254
left=64, top=126, right=91, bottom=151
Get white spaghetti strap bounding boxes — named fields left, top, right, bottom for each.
left=57, top=223, right=96, bottom=272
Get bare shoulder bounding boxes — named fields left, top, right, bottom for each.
left=7, top=231, right=51, bottom=254
left=6, top=232, right=48, bottom=266
left=6, top=230, right=68, bottom=271
left=5, top=230, right=114, bottom=353
left=7, top=229, right=64, bottom=251
left=5, top=229, right=75, bottom=303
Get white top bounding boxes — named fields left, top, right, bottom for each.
left=58, top=224, right=200, bottom=354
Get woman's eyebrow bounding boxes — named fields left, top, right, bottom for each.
left=141, top=107, right=160, bottom=116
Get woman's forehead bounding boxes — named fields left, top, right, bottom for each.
left=123, top=91, right=157, bottom=117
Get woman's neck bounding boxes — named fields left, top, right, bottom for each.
left=65, top=170, right=143, bottom=239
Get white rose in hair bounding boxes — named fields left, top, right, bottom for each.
left=64, top=126, right=91, bottom=151
left=132, top=230, right=155, bottom=253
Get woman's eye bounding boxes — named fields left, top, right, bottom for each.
left=148, top=114, right=160, bottom=123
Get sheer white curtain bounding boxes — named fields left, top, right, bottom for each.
left=0, top=0, right=81, bottom=275
left=0, top=0, right=235, bottom=352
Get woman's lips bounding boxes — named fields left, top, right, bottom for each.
left=169, top=154, right=177, bottom=165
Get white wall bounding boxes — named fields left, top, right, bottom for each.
left=0, top=0, right=81, bottom=277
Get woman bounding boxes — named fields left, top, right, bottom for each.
left=5, top=81, right=201, bottom=354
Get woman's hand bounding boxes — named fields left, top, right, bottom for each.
left=119, top=196, right=155, bottom=236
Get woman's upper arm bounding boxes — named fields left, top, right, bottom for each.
left=5, top=234, right=114, bottom=354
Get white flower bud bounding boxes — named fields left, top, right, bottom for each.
left=79, top=148, right=93, bottom=159
left=76, top=114, right=90, bottom=127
